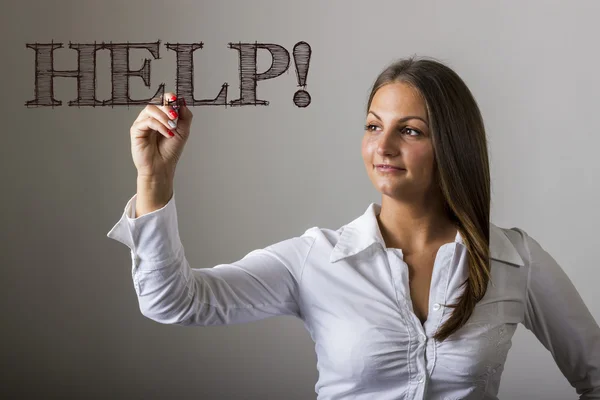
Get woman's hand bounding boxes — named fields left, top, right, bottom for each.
left=129, top=92, right=193, bottom=181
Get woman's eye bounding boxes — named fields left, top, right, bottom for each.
left=402, top=127, right=421, bottom=136
left=364, top=124, right=421, bottom=137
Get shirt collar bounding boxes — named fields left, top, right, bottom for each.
left=329, top=202, right=525, bottom=267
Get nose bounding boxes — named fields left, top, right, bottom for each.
left=376, top=128, right=400, bottom=157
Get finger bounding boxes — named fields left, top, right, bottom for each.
left=140, top=91, right=178, bottom=122
left=163, top=92, right=177, bottom=106
left=145, top=91, right=177, bottom=107
left=134, top=106, right=151, bottom=124
left=164, top=91, right=179, bottom=110
left=163, top=93, right=189, bottom=121
left=143, top=104, right=179, bottom=132
left=161, top=92, right=180, bottom=129
left=131, top=116, right=174, bottom=139
left=134, top=102, right=170, bottom=124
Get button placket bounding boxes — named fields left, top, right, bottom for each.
left=385, top=248, right=410, bottom=316
left=387, top=248, right=427, bottom=392
left=427, top=246, right=457, bottom=336
left=412, top=319, right=428, bottom=390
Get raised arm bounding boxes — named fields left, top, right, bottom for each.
left=520, top=230, right=600, bottom=399
left=107, top=192, right=317, bottom=326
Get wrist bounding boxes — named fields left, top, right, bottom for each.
left=135, top=175, right=174, bottom=217
left=137, top=172, right=173, bottom=185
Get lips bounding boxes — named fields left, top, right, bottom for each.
left=375, top=164, right=404, bottom=170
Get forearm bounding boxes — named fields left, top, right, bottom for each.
left=135, top=175, right=174, bottom=217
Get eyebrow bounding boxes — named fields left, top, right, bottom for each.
left=368, top=111, right=429, bottom=127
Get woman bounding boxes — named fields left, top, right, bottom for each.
left=107, top=56, right=600, bottom=399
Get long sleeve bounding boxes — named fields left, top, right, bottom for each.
left=521, top=231, right=600, bottom=399
left=106, top=192, right=317, bottom=326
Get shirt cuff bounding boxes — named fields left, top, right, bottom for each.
left=106, top=191, right=183, bottom=269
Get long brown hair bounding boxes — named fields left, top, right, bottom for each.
left=366, top=55, right=492, bottom=342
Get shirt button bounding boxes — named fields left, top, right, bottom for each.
left=417, top=375, right=424, bottom=383
left=432, top=303, right=441, bottom=311
left=419, top=334, right=427, bottom=342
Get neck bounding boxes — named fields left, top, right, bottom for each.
left=377, top=195, right=457, bottom=253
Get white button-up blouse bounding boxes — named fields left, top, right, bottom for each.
left=107, top=192, right=600, bottom=400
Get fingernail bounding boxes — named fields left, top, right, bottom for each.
left=168, top=110, right=178, bottom=119
left=168, top=130, right=175, bottom=137
left=170, top=95, right=177, bottom=101
left=168, top=120, right=177, bottom=129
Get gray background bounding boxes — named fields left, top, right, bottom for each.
left=2, top=0, right=599, bottom=399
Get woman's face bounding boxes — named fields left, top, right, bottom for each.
left=362, top=82, right=436, bottom=201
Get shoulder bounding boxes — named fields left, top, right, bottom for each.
left=302, top=225, right=344, bottom=244
left=489, top=223, right=556, bottom=273
left=489, top=222, right=530, bottom=267
left=259, top=226, right=339, bottom=260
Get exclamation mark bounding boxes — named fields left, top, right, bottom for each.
left=292, top=41, right=312, bottom=107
